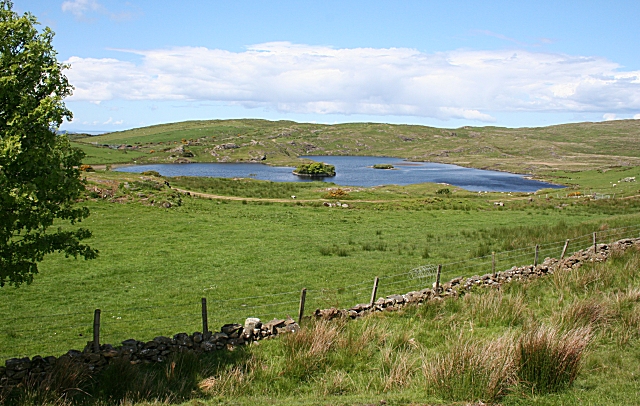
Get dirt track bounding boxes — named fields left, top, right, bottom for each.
left=171, top=188, right=394, bottom=204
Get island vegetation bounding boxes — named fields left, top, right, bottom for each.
left=293, top=162, right=336, bottom=177
left=372, top=163, right=394, bottom=169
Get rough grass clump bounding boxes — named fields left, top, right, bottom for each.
left=379, top=348, right=417, bottom=391
left=560, top=298, right=614, bottom=330
left=422, top=335, right=516, bottom=402
left=279, top=320, right=345, bottom=380
left=282, top=320, right=344, bottom=358
left=318, top=244, right=349, bottom=256
left=88, top=351, right=216, bottom=404
left=3, top=356, right=92, bottom=406
left=516, top=324, right=592, bottom=394
left=463, top=289, right=526, bottom=327
left=199, top=364, right=254, bottom=397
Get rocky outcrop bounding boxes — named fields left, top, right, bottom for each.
left=215, top=143, right=239, bottom=150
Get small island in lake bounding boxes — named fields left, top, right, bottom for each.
left=372, top=164, right=394, bottom=169
left=293, top=162, right=336, bottom=177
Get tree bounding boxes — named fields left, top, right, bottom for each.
left=0, top=1, right=97, bottom=287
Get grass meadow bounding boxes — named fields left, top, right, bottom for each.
left=4, top=117, right=640, bottom=404
left=3, top=241, right=640, bottom=405
left=2, top=171, right=640, bottom=363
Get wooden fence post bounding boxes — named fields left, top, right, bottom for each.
left=435, top=264, right=442, bottom=295
left=593, top=232, right=597, bottom=252
left=370, top=277, right=379, bottom=307
left=298, top=288, right=307, bottom=325
left=560, top=239, right=569, bottom=260
left=93, top=309, right=101, bottom=353
left=534, top=245, right=539, bottom=267
left=201, top=298, right=209, bottom=335
left=492, top=251, right=496, bottom=277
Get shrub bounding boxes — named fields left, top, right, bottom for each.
left=79, top=164, right=94, bottom=172
left=294, top=162, right=336, bottom=176
left=324, top=188, right=349, bottom=199
left=436, top=188, right=451, bottom=195
left=373, top=164, right=394, bottom=169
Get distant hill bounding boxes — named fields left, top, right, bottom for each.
left=70, top=119, right=640, bottom=173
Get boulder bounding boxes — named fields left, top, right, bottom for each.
left=244, top=317, right=262, bottom=331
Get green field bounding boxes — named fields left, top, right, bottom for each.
left=4, top=119, right=640, bottom=404
left=4, top=238, right=640, bottom=405
left=3, top=169, right=640, bottom=363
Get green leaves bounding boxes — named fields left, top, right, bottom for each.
left=294, top=162, right=336, bottom=176
left=0, top=1, right=97, bottom=287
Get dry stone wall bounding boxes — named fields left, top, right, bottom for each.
left=0, top=317, right=299, bottom=388
left=314, top=238, right=638, bottom=319
left=2, top=237, right=639, bottom=389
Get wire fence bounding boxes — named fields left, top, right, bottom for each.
left=3, top=223, right=640, bottom=361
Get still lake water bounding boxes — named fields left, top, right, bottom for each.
left=116, top=156, right=563, bottom=192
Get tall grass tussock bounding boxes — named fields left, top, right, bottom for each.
left=516, top=324, right=593, bottom=394
left=422, top=334, right=516, bottom=402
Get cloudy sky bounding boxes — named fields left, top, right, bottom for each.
left=17, top=0, right=640, bottom=132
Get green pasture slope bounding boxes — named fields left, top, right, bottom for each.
left=71, top=118, right=640, bottom=174
left=3, top=119, right=640, bottom=404
left=3, top=169, right=640, bottom=361
left=3, top=204, right=640, bottom=405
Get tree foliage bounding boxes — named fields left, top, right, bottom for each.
left=0, top=1, right=97, bottom=287
left=294, top=162, right=336, bottom=176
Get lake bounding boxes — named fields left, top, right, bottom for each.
left=115, top=156, right=563, bottom=192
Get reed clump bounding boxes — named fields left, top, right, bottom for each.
left=422, top=334, right=516, bottom=402
left=516, top=324, right=592, bottom=394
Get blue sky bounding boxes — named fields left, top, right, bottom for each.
left=17, top=0, right=640, bottom=132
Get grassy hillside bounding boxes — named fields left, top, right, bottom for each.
left=4, top=243, right=640, bottom=405
left=4, top=119, right=640, bottom=405
left=71, top=119, right=640, bottom=174
left=3, top=170, right=640, bottom=363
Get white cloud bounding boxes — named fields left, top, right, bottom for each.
left=61, top=0, right=101, bottom=18
left=64, top=43, right=640, bottom=122
left=62, top=0, right=133, bottom=21
left=634, top=114, right=640, bottom=119
left=603, top=113, right=618, bottom=121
